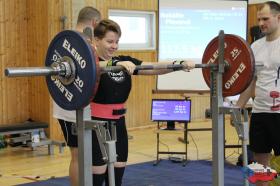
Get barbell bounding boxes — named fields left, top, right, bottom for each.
left=5, top=30, right=257, bottom=110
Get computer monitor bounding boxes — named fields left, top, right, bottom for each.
left=151, top=99, right=191, bottom=122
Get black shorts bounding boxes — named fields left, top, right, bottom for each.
left=58, top=117, right=128, bottom=166
left=58, top=119, right=78, bottom=147
left=249, top=113, right=280, bottom=155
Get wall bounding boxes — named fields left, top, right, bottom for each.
left=0, top=0, right=72, bottom=139
left=0, top=0, right=30, bottom=124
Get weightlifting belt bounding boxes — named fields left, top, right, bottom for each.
left=90, top=102, right=126, bottom=119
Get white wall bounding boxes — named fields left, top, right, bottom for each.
left=249, top=0, right=280, bottom=4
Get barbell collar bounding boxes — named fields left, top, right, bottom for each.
left=5, top=67, right=61, bottom=77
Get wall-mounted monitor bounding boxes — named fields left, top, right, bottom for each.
left=151, top=99, right=191, bottom=122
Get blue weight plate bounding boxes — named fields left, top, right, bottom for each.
left=45, top=30, right=97, bottom=110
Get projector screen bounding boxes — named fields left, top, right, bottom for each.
left=157, top=0, right=248, bottom=91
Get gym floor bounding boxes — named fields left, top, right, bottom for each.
left=0, top=119, right=241, bottom=186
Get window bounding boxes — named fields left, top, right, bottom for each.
left=109, top=10, right=156, bottom=50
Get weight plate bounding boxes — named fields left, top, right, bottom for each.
left=202, top=34, right=255, bottom=97
left=45, top=30, right=98, bottom=110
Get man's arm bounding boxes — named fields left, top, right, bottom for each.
left=236, top=77, right=256, bottom=108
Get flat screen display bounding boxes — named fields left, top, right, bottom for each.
left=151, top=99, right=191, bottom=122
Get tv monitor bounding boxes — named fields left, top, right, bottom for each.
left=151, top=99, right=191, bottom=122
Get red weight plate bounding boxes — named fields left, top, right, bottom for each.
left=202, top=34, right=255, bottom=97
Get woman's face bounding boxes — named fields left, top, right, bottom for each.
left=95, top=31, right=120, bottom=60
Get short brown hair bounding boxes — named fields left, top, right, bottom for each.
left=77, top=6, right=101, bottom=24
left=94, top=19, right=122, bottom=39
left=257, top=1, right=280, bottom=14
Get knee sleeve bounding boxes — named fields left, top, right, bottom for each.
left=92, top=173, right=106, bottom=186
left=105, top=167, right=125, bottom=186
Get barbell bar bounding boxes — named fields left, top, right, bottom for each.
left=5, top=63, right=218, bottom=77
left=4, top=30, right=258, bottom=110
left=5, top=67, right=61, bottom=77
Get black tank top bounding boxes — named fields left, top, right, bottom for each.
left=93, top=55, right=142, bottom=104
